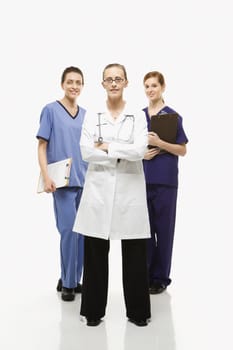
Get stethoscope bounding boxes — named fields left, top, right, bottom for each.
left=97, top=113, right=104, bottom=143
left=97, top=113, right=135, bottom=143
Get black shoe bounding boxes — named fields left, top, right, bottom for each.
left=128, top=318, right=148, bottom=327
left=74, top=283, right=82, bottom=294
left=57, top=279, right=82, bottom=294
left=56, top=279, right=62, bottom=292
left=86, top=319, right=101, bottom=327
left=61, top=287, right=75, bottom=301
left=149, top=283, right=167, bottom=294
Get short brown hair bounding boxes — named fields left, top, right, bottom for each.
left=103, top=63, right=128, bottom=81
left=61, top=66, right=84, bottom=85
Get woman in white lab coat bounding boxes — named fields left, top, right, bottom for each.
left=73, top=63, right=151, bottom=327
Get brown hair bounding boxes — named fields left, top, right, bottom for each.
left=61, top=66, right=84, bottom=85
left=102, top=63, right=128, bottom=81
left=143, top=71, right=165, bottom=86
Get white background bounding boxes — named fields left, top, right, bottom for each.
left=0, top=0, right=232, bottom=349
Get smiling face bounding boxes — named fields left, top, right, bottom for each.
left=144, top=76, right=165, bottom=104
left=61, top=71, right=83, bottom=101
left=102, top=66, right=128, bottom=99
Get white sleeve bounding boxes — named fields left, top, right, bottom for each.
left=80, top=111, right=117, bottom=168
left=108, top=111, right=148, bottom=161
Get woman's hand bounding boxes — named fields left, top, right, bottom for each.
left=144, top=147, right=160, bottom=160
left=94, top=142, right=109, bottom=153
left=44, top=178, right=56, bottom=193
left=148, top=132, right=187, bottom=157
left=148, top=131, right=161, bottom=147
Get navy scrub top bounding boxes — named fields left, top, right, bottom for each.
left=143, top=106, right=188, bottom=187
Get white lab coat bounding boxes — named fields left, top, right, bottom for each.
left=73, top=104, right=150, bottom=240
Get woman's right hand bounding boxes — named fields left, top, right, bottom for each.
left=44, top=178, right=56, bottom=193
left=144, top=148, right=160, bottom=160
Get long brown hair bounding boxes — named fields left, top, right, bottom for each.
left=143, top=71, right=165, bottom=86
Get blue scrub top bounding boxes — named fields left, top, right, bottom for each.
left=36, top=101, right=88, bottom=187
left=143, top=106, right=188, bottom=187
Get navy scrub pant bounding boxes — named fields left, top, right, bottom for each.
left=53, top=187, right=84, bottom=289
left=146, top=184, right=178, bottom=287
left=80, top=236, right=151, bottom=321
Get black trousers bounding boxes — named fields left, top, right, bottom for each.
left=80, top=236, right=151, bottom=321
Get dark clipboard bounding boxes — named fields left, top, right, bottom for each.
left=148, top=113, right=178, bottom=153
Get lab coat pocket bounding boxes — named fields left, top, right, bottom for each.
left=82, top=170, right=105, bottom=205
left=117, top=118, right=134, bottom=143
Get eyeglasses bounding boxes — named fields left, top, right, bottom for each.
left=103, top=77, right=125, bottom=84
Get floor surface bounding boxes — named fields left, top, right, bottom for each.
left=1, top=236, right=232, bottom=350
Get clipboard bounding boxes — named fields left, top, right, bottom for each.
left=37, top=158, right=72, bottom=193
left=148, top=113, right=178, bottom=153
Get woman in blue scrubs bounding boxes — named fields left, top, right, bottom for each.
left=143, top=71, right=188, bottom=294
left=36, top=66, right=87, bottom=301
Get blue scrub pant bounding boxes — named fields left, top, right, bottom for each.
left=146, top=184, right=177, bottom=287
left=52, top=187, right=84, bottom=289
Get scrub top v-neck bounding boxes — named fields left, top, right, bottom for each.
left=56, top=100, right=79, bottom=119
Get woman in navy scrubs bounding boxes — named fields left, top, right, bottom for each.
left=143, top=71, right=188, bottom=294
